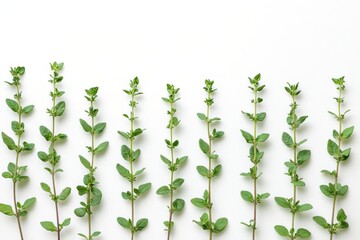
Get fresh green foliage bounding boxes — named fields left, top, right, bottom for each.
left=240, top=74, right=270, bottom=239
left=0, top=66, right=36, bottom=240
left=157, top=84, right=188, bottom=239
left=313, top=77, right=353, bottom=239
left=274, top=83, right=312, bottom=239
left=75, top=87, right=109, bottom=240
left=117, top=77, right=151, bottom=240
left=38, top=62, right=71, bottom=239
left=191, top=80, right=228, bottom=240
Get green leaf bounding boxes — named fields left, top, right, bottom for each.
left=196, top=165, right=208, bottom=177
left=296, top=228, right=311, bottom=238
left=256, top=133, right=269, bottom=143
left=191, top=198, right=207, bottom=208
left=337, top=209, right=347, bottom=222
left=274, top=225, right=289, bottom=237
left=197, top=113, right=207, bottom=121
left=6, top=99, right=19, bottom=112
left=296, top=116, right=308, bottom=126
left=22, top=197, right=36, bottom=209
left=74, top=208, right=86, bottom=217
left=121, top=145, right=130, bottom=161
left=135, top=218, right=148, bottom=231
left=212, top=164, right=222, bottom=177
left=172, top=178, right=184, bottom=189
left=62, top=218, right=71, bottom=227
left=58, top=187, right=71, bottom=201
left=297, top=203, right=313, bottom=212
left=2, top=132, right=17, bottom=150
left=160, top=155, right=171, bottom=167
left=92, top=231, right=101, bottom=237
left=320, top=185, right=334, bottom=198
left=40, top=126, right=52, bottom=141
left=134, top=168, right=145, bottom=176
left=256, top=112, right=266, bottom=121
left=313, top=216, right=329, bottom=228
left=79, top=119, right=92, bottom=132
left=156, top=186, right=170, bottom=196
left=275, top=197, right=290, bottom=208
left=55, top=101, right=66, bottom=116
left=94, top=141, right=109, bottom=153
left=213, top=218, right=228, bottom=233
left=297, top=150, right=311, bottom=165
left=282, top=132, right=293, bottom=148
left=199, top=139, right=209, bottom=154
left=22, top=105, right=34, bottom=114
left=341, top=126, right=354, bottom=139
left=41, top=221, right=57, bottom=232
left=241, top=191, right=254, bottom=203
left=2, top=172, right=12, bottom=178
left=93, top=122, right=106, bottom=134
left=241, top=130, right=253, bottom=143
left=172, top=199, right=185, bottom=212
left=76, top=186, right=87, bottom=196
left=0, top=203, right=15, bottom=216
left=337, top=185, right=348, bottom=196
left=40, top=183, right=51, bottom=193
left=117, top=217, right=132, bottom=229
left=116, top=164, right=131, bottom=179
left=138, top=183, right=151, bottom=195
left=79, top=155, right=91, bottom=169
left=38, top=151, right=49, bottom=162
left=327, top=139, right=339, bottom=156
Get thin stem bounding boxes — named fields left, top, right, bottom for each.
left=13, top=84, right=24, bottom=240
left=291, top=95, right=297, bottom=240
left=50, top=80, right=61, bottom=240
left=87, top=100, right=95, bottom=240
left=252, top=90, right=257, bottom=240
left=167, top=101, right=175, bottom=240
left=206, top=91, right=213, bottom=240
left=130, top=94, right=135, bottom=240
left=330, top=88, right=342, bottom=240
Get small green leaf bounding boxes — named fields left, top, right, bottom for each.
left=80, top=119, right=92, bottom=132
left=58, top=187, right=71, bottom=201
left=341, top=126, right=354, bottom=139
left=116, top=164, right=131, bottom=179
left=282, top=132, right=293, bottom=148
left=79, top=155, right=91, bottom=169
left=138, top=183, right=151, bottom=195
left=121, top=145, right=130, bottom=161
left=172, top=178, right=184, bottom=189
left=74, top=208, right=86, bottom=217
left=172, top=199, right=185, bottom=212
left=297, top=203, right=313, bottom=212
left=62, top=218, right=71, bottom=227
left=191, top=198, right=207, bottom=208
left=337, top=209, right=347, bottom=222
left=117, top=217, right=132, bottom=229
left=94, top=141, right=109, bottom=153
left=22, top=105, right=34, bottom=114
left=297, top=150, right=311, bottom=164
left=41, top=221, right=57, bottom=232
left=156, top=186, right=170, bottom=196
left=40, top=183, right=51, bottom=193
left=275, top=197, right=290, bottom=208
left=55, top=101, right=66, bottom=116
left=2, top=132, right=17, bottom=150
left=39, top=126, right=52, bottom=141
left=0, top=203, right=15, bottom=216
left=93, top=122, right=106, bottom=134
left=199, top=139, right=209, bottom=154
left=313, top=216, right=329, bottom=228
left=241, top=130, right=253, bottom=143
left=212, top=164, right=222, bottom=177
left=274, top=225, right=289, bottom=237
left=327, top=139, right=339, bottom=156
left=135, top=218, right=148, bottom=231
left=213, top=218, right=228, bottom=233
left=241, top=191, right=254, bottom=203
left=296, top=228, right=311, bottom=238
left=197, top=113, right=207, bottom=121
left=196, top=165, right=208, bottom=177
left=256, top=133, right=269, bottom=143
left=6, top=99, right=19, bottom=112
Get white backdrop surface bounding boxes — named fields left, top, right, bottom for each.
left=0, top=0, right=359, bottom=239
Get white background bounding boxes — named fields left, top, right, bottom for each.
left=0, top=0, right=359, bottom=239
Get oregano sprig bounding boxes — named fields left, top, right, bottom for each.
left=38, top=62, right=71, bottom=239
left=191, top=80, right=228, bottom=240
left=313, top=77, right=353, bottom=239
left=274, top=83, right=312, bottom=239
left=117, top=77, right=151, bottom=240
left=0, top=66, right=36, bottom=240
left=75, top=87, right=109, bottom=240
left=157, top=84, right=188, bottom=239
left=240, top=73, right=270, bottom=240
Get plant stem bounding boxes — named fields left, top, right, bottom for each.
left=167, top=101, right=175, bottom=240
left=130, top=93, right=135, bottom=240
left=50, top=79, right=61, bottom=240
left=206, top=91, right=213, bottom=240
left=291, top=95, right=297, bottom=240
left=252, top=90, right=257, bottom=240
left=87, top=100, right=95, bottom=240
left=329, top=88, right=342, bottom=240
left=13, top=84, right=24, bottom=240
